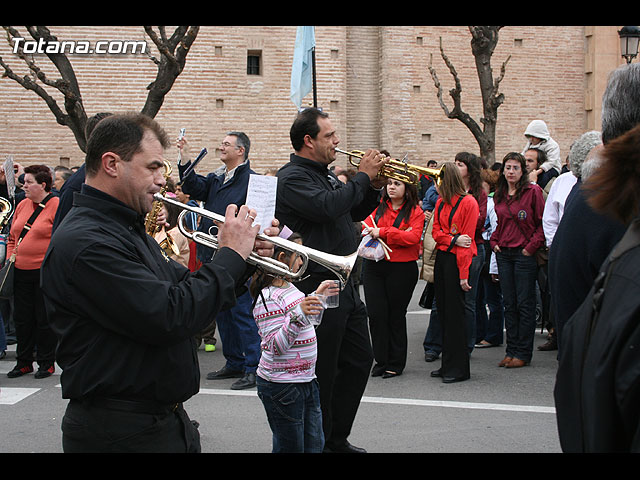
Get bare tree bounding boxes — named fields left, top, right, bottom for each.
left=0, top=26, right=199, bottom=153
left=428, top=26, right=510, bottom=165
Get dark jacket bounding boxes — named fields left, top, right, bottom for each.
left=178, top=159, right=255, bottom=262
left=41, top=184, right=249, bottom=405
left=554, top=218, right=640, bottom=452
left=275, top=153, right=380, bottom=293
left=548, top=180, right=627, bottom=347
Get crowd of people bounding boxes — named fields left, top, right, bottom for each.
left=1, top=62, right=640, bottom=454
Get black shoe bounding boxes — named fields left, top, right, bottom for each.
left=7, top=364, right=33, bottom=378
left=34, top=365, right=55, bottom=379
left=442, top=375, right=470, bottom=384
left=206, top=366, right=244, bottom=380
left=230, top=372, right=256, bottom=390
left=371, top=365, right=385, bottom=377
left=430, top=368, right=442, bottom=378
left=424, top=352, right=439, bottom=362
left=0, top=350, right=5, bottom=360
left=324, top=441, right=367, bottom=453
left=382, top=370, right=401, bottom=379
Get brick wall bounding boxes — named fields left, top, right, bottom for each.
left=0, top=26, right=600, bottom=181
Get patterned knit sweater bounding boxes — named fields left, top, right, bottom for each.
left=253, top=282, right=317, bottom=383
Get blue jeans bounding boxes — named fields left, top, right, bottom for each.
left=256, top=376, right=325, bottom=453
left=496, top=248, right=537, bottom=362
left=215, top=287, right=261, bottom=373
left=476, top=248, right=505, bottom=346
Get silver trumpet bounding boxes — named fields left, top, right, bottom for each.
left=153, top=194, right=357, bottom=288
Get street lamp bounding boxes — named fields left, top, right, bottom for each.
left=618, top=26, right=640, bottom=64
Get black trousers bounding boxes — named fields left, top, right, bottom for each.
left=314, top=279, right=373, bottom=448
left=14, top=268, right=56, bottom=368
left=362, top=259, right=419, bottom=374
left=434, top=250, right=470, bottom=379
left=62, top=399, right=200, bottom=453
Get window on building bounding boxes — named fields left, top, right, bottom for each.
left=247, top=50, right=262, bottom=75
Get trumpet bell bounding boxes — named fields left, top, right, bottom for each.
left=156, top=195, right=357, bottom=288
left=335, top=148, right=445, bottom=187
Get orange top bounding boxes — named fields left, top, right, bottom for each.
left=7, top=196, right=59, bottom=270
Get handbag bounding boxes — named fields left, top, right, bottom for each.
left=0, top=194, right=53, bottom=299
left=504, top=199, right=548, bottom=266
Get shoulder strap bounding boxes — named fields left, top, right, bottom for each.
left=16, top=193, right=54, bottom=247
left=437, top=194, right=465, bottom=252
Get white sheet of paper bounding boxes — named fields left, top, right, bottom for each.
left=3, top=156, right=15, bottom=198
left=245, top=174, right=277, bottom=233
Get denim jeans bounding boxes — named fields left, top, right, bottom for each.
left=215, top=287, right=261, bottom=373
left=256, top=376, right=324, bottom=453
left=496, top=248, right=538, bottom=362
left=476, top=247, right=505, bottom=346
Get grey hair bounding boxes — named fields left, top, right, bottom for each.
left=567, top=130, right=602, bottom=178
left=227, top=131, right=250, bottom=160
left=601, top=63, right=640, bottom=144
left=580, top=145, right=605, bottom=181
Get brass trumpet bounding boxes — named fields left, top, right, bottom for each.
left=153, top=194, right=357, bottom=288
left=335, top=148, right=445, bottom=186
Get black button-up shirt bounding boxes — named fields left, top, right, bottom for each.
left=41, top=184, right=248, bottom=404
left=275, top=153, right=380, bottom=293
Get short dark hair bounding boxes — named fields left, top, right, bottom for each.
left=290, top=107, right=329, bottom=151
left=525, top=147, right=548, bottom=169
left=24, top=164, right=53, bottom=192
left=85, top=113, right=170, bottom=177
left=227, top=131, right=251, bottom=160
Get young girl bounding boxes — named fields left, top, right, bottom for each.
left=362, top=178, right=424, bottom=379
left=430, top=162, right=479, bottom=383
left=250, top=232, right=339, bottom=453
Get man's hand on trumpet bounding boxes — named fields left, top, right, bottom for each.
left=357, top=149, right=388, bottom=189
left=216, top=204, right=261, bottom=260
left=254, top=217, right=280, bottom=259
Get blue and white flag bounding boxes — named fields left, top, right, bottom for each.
left=290, top=26, right=316, bottom=109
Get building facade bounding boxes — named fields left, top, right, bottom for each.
left=0, top=26, right=631, bottom=178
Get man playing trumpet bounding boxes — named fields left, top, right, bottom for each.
left=275, top=107, right=388, bottom=453
left=41, top=113, right=278, bottom=453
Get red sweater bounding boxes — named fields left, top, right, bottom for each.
left=363, top=201, right=425, bottom=262
left=490, top=183, right=545, bottom=255
left=431, top=194, right=479, bottom=279
left=7, top=196, right=59, bottom=270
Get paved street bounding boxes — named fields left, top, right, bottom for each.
left=0, top=279, right=562, bottom=453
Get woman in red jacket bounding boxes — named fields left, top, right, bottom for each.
left=430, top=163, right=479, bottom=383
left=6, top=165, right=59, bottom=379
left=490, top=152, right=545, bottom=368
left=362, top=178, right=424, bottom=378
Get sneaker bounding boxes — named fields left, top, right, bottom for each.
left=35, top=365, right=55, bottom=379
left=204, top=344, right=216, bottom=352
left=7, top=364, right=34, bottom=378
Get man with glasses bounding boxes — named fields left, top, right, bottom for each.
left=178, top=131, right=261, bottom=390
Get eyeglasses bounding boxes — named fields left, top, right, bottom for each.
left=220, top=142, right=240, bottom=149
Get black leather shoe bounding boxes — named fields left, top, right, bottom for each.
left=430, top=368, right=442, bottom=378
left=442, top=375, right=470, bottom=384
left=230, top=372, right=256, bottom=390
left=206, top=366, right=244, bottom=380
left=424, top=352, right=439, bottom=362
left=371, top=365, right=385, bottom=377
left=382, top=370, right=401, bottom=379
left=324, top=441, right=367, bottom=453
